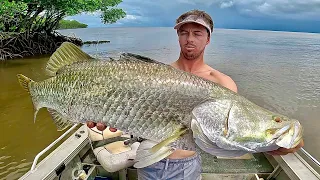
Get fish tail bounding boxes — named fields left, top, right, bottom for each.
left=17, top=74, right=41, bottom=123
left=17, top=74, right=34, bottom=93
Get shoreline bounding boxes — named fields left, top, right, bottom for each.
left=0, top=31, right=83, bottom=61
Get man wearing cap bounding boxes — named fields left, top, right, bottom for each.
left=137, top=9, right=304, bottom=180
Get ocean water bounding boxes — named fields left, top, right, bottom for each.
left=0, top=27, right=319, bottom=179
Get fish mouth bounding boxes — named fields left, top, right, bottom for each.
left=291, top=121, right=304, bottom=148
left=275, top=121, right=303, bottom=149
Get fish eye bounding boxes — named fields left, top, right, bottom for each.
left=272, top=115, right=282, bottom=123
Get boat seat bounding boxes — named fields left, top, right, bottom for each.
left=87, top=126, right=140, bottom=172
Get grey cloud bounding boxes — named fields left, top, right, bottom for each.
left=221, top=1, right=234, bottom=8
left=151, top=0, right=320, bottom=20
left=116, top=0, right=212, bottom=26
left=225, top=0, right=320, bottom=19
left=64, top=0, right=320, bottom=33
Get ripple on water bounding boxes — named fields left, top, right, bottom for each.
left=0, top=162, right=32, bottom=180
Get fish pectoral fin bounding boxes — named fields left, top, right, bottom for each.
left=46, top=42, right=94, bottom=76
left=150, top=128, right=188, bottom=153
left=134, top=140, right=174, bottom=168
left=47, top=108, right=74, bottom=131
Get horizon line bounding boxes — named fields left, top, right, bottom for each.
left=61, top=26, right=320, bottom=34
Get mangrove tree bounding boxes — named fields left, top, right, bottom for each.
left=0, top=0, right=126, bottom=60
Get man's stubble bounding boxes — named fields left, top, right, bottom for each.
left=181, top=48, right=205, bottom=60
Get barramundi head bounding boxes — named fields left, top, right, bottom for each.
left=191, top=99, right=303, bottom=157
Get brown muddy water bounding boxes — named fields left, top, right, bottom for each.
left=0, top=56, right=64, bottom=179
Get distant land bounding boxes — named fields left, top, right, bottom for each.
left=58, top=20, right=88, bottom=29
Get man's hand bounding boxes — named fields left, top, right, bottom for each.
left=267, top=139, right=304, bottom=155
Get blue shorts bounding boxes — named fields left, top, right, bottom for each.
left=137, top=153, right=202, bottom=180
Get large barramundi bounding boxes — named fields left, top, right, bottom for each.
left=17, top=42, right=303, bottom=168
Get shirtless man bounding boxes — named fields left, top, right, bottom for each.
left=137, top=9, right=304, bottom=180
left=168, top=9, right=237, bottom=160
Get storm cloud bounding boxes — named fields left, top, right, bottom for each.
left=65, top=0, right=320, bottom=33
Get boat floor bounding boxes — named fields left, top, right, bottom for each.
left=20, top=125, right=320, bottom=180
left=79, top=138, right=274, bottom=180
left=200, top=150, right=273, bottom=174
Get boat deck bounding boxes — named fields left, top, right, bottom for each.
left=19, top=125, right=320, bottom=180
left=201, top=150, right=273, bottom=174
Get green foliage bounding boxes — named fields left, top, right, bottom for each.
left=58, top=19, right=88, bottom=29
left=0, top=0, right=126, bottom=33
left=101, top=8, right=127, bottom=24
left=0, top=1, right=28, bottom=32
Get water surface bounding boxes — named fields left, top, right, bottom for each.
left=0, top=27, right=319, bottom=179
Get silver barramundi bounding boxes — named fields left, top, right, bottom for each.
left=17, top=42, right=303, bottom=167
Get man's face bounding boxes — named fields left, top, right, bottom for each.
left=177, top=22, right=210, bottom=60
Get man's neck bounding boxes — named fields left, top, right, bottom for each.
left=172, top=53, right=207, bottom=73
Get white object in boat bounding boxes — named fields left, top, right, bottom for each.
left=93, top=141, right=140, bottom=172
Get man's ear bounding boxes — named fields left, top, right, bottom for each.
left=206, top=36, right=210, bottom=45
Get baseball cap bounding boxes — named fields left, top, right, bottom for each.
left=174, top=14, right=212, bottom=37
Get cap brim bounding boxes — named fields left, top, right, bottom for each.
left=174, top=20, right=211, bottom=36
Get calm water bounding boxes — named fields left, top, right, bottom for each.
left=1, top=27, right=319, bottom=179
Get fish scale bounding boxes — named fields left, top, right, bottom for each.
left=41, top=60, right=209, bottom=143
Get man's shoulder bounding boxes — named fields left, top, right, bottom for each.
left=209, top=68, right=232, bottom=81
left=208, top=68, right=238, bottom=93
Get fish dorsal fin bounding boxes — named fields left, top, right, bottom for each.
left=46, top=42, right=94, bottom=76
left=47, top=108, right=74, bottom=131
left=120, top=53, right=166, bottom=65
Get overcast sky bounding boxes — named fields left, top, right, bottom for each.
left=66, top=0, right=320, bottom=33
